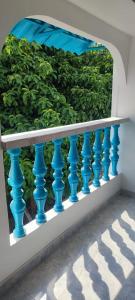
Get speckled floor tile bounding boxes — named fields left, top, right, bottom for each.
left=1, top=194, right=135, bottom=300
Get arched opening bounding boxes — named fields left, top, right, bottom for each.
left=0, top=15, right=126, bottom=232
left=0, top=13, right=127, bottom=126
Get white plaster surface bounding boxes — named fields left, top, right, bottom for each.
left=114, top=36, right=135, bottom=193
left=67, top=0, right=135, bottom=37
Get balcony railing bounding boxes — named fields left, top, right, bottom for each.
left=1, top=116, right=128, bottom=240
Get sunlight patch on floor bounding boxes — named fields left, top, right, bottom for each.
left=112, top=219, right=135, bottom=253
left=73, top=255, right=100, bottom=300
left=88, top=241, right=122, bottom=300
left=54, top=273, right=72, bottom=300
left=37, top=213, right=135, bottom=300
left=39, top=295, right=47, bottom=300
left=35, top=292, right=47, bottom=300
left=121, top=210, right=135, bottom=230
left=101, top=229, right=134, bottom=279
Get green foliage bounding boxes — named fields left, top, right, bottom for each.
left=0, top=35, right=113, bottom=214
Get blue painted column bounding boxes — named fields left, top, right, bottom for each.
left=51, top=139, right=64, bottom=212
left=81, top=132, right=91, bottom=194
left=7, top=148, right=26, bottom=238
left=102, top=127, right=111, bottom=181
left=33, top=143, right=47, bottom=223
left=92, top=129, right=102, bottom=187
left=68, top=135, right=79, bottom=202
left=111, top=124, right=120, bottom=176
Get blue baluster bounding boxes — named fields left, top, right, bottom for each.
left=51, top=139, right=64, bottom=212
left=7, top=148, right=26, bottom=238
left=111, top=124, right=120, bottom=176
left=102, top=127, right=111, bottom=181
left=81, top=132, right=91, bottom=194
left=33, top=143, right=47, bottom=224
left=92, top=129, right=102, bottom=187
left=68, top=135, right=79, bottom=202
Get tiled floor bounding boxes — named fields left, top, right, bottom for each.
left=2, top=194, right=135, bottom=300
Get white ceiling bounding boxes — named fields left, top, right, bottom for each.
left=67, top=0, right=135, bottom=36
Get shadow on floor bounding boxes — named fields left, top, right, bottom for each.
left=2, top=195, right=135, bottom=300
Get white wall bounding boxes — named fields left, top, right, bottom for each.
left=112, top=36, right=135, bottom=193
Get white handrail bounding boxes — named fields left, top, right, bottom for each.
left=1, top=117, right=129, bottom=150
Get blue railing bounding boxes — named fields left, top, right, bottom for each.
left=1, top=117, right=128, bottom=238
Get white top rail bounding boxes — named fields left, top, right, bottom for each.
left=1, top=117, right=129, bottom=150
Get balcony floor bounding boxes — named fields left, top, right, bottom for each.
left=2, top=193, right=135, bottom=300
